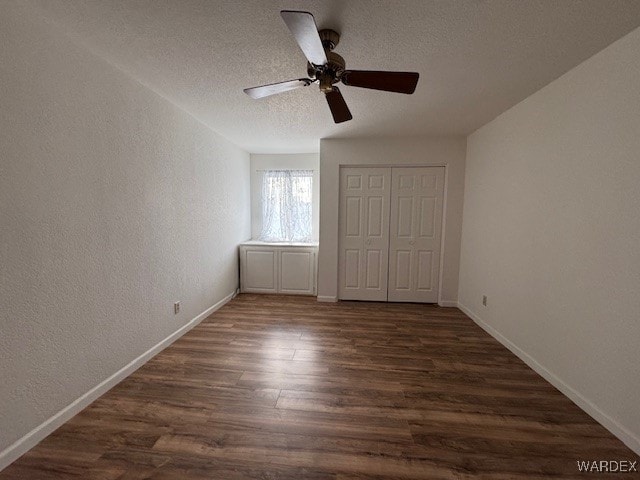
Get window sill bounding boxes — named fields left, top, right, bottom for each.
left=241, top=240, right=319, bottom=247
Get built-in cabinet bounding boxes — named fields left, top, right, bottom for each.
left=338, top=166, right=445, bottom=303
left=239, top=241, right=318, bottom=295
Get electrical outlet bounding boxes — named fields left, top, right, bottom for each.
left=174, top=301, right=180, bottom=314
left=482, top=295, right=488, bottom=306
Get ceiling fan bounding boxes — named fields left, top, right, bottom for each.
left=243, top=10, right=420, bottom=123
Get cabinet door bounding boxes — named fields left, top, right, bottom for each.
left=241, top=247, right=278, bottom=293
left=388, top=167, right=444, bottom=303
left=279, top=248, right=316, bottom=295
left=338, top=168, right=391, bottom=301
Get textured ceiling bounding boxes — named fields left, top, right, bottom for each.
left=26, top=0, right=640, bottom=153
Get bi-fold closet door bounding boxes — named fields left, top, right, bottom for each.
left=338, top=166, right=445, bottom=303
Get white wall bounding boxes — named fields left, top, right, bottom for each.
left=318, top=137, right=466, bottom=304
left=0, top=2, right=250, bottom=465
left=459, top=27, right=640, bottom=454
left=250, top=154, right=320, bottom=241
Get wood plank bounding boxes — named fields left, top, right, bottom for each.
left=1, top=294, right=637, bottom=479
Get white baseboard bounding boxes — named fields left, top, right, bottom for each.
left=438, top=300, right=458, bottom=307
left=457, top=301, right=640, bottom=456
left=317, top=295, right=337, bottom=303
left=0, top=290, right=237, bottom=472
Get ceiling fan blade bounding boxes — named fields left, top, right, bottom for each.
left=342, top=70, right=419, bottom=94
left=243, top=78, right=312, bottom=99
left=325, top=87, right=352, bottom=123
left=280, top=10, right=327, bottom=66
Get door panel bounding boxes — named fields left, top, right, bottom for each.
left=419, top=197, right=436, bottom=237
left=368, top=174, right=385, bottom=189
left=397, top=197, right=414, bottom=237
left=339, top=168, right=391, bottom=301
left=242, top=249, right=277, bottom=293
left=346, top=174, right=362, bottom=189
left=344, top=249, right=360, bottom=288
left=279, top=250, right=314, bottom=294
left=366, top=250, right=382, bottom=288
left=367, top=196, right=384, bottom=237
left=395, top=250, right=412, bottom=290
left=388, top=167, right=444, bottom=303
left=416, top=250, right=433, bottom=290
left=345, top=197, right=361, bottom=236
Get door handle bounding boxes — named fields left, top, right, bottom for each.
left=409, top=240, right=415, bottom=246
left=366, top=239, right=371, bottom=245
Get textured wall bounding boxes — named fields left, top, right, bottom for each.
left=318, top=137, right=466, bottom=304
left=0, top=3, right=250, bottom=453
left=459, top=27, right=640, bottom=453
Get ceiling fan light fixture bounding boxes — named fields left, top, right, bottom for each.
left=319, top=72, right=334, bottom=93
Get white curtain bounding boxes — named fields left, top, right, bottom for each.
left=260, top=170, right=313, bottom=242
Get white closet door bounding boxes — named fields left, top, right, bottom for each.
left=338, top=168, right=391, bottom=301
left=388, top=167, right=444, bottom=303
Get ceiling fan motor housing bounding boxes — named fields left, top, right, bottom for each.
left=313, top=52, right=346, bottom=92
left=319, top=29, right=340, bottom=50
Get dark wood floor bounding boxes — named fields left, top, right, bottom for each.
left=2, top=294, right=638, bottom=479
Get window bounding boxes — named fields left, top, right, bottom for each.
left=260, top=170, right=313, bottom=242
